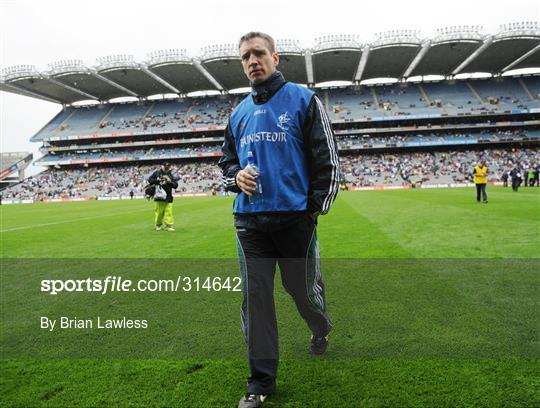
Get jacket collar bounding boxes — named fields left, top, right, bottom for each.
left=251, top=71, right=286, bottom=104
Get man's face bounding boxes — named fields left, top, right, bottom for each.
left=239, top=37, right=279, bottom=84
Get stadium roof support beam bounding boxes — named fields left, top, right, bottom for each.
left=305, top=51, right=314, bottom=85
left=193, top=60, right=224, bottom=91
left=46, top=77, right=99, bottom=101
left=452, top=36, right=493, bottom=75
left=402, top=41, right=431, bottom=78
left=139, top=66, right=180, bottom=94
left=0, top=81, right=64, bottom=104
left=502, top=43, right=540, bottom=72
left=354, top=46, right=370, bottom=82
left=89, top=71, right=139, bottom=98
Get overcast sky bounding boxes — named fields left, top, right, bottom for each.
left=1, top=0, right=539, bottom=175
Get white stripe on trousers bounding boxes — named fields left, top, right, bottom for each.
left=314, top=96, right=339, bottom=213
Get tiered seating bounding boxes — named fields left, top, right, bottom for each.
left=63, top=105, right=110, bottom=133
left=375, top=83, right=434, bottom=115
left=37, top=128, right=539, bottom=164
left=471, top=78, right=533, bottom=110
left=39, top=145, right=218, bottom=162
left=145, top=99, right=192, bottom=130
left=31, top=77, right=540, bottom=141
left=325, top=87, right=379, bottom=121
left=32, top=108, right=75, bottom=140
left=4, top=148, right=538, bottom=200
left=2, top=161, right=221, bottom=200
left=187, top=96, right=235, bottom=127
left=97, top=102, right=150, bottom=132
left=521, top=76, right=540, bottom=100
left=340, top=148, right=539, bottom=187
left=422, top=81, right=482, bottom=113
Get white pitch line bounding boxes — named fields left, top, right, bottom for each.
left=0, top=209, right=148, bottom=233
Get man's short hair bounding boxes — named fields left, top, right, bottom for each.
left=238, top=32, right=276, bottom=53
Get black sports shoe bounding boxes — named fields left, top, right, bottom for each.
left=238, top=393, right=268, bottom=408
left=310, top=334, right=329, bottom=355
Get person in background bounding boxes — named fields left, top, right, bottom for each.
left=473, top=159, right=488, bottom=203
left=501, top=170, right=509, bottom=188
left=148, top=162, right=178, bottom=231
left=510, top=166, right=522, bottom=192
left=527, top=169, right=535, bottom=187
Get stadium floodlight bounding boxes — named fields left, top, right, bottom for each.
left=372, top=30, right=421, bottom=48
left=96, top=54, right=139, bottom=71
left=39, top=59, right=100, bottom=101
left=496, top=21, right=540, bottom=39
left=146, top=49, right=191, bottom=66
left=200, top=44, right=238, bottom=60
left=46, top=60, right=88, bottom=76
left=434, top=26, right=484, bottom=43
left=313, top=34, right=361, bottom=52
left=2, top=65, right=40, bottom=81
left=0, top=68, right=64, bottom=104
left=276, top=39, right=303, bottom=54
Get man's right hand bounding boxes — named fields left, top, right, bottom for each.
left=236, top=168, right=257, bottom=196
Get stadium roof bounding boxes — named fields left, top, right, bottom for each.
left=0, top=152, right=33, bottom=181
left=1, top=22, right=539, bottom=105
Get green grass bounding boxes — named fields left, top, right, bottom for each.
left=1, top=187, right=539, bottom=407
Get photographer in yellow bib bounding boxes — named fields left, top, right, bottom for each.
left=473, top=160, right=488, bottom=203
left=148, top=163, right=178, bottom=231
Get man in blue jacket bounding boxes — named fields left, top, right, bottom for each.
left=219, top=32, right=339, bottom=408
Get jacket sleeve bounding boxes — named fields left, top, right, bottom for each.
left=148, top=170, right=160, bottom=185
left=218, top=121, right=242, bottom=193
left=302, top=95, right=340, bottom=215
left=169, top=176, right=178, bottom=190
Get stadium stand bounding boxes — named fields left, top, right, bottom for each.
left=3, top=148, right=538, bottom=201
left=1, top=25, right=539, bottom=201
left=30, top=128, right=540, bottom=164
left=340, top=148, right=540, bottom=187
left=1, top=161, right=220, bottom=200
left=470, top=78, right=539, bottom=110
left=30, top=76, right=540, bottom=144
left=0, top=152, right=33, bottom=190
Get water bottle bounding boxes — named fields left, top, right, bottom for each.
left=246, top=151, right=262, bottom=204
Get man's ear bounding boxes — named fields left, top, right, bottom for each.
left=273, top=52, right=279, bottom=67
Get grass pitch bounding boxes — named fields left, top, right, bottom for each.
left=1, top=187, right=539, bottom=407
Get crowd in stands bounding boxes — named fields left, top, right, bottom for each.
left=97, top=98, right=236, bottom=132
left=2, top=161, right=222, bottom=201
left=37, top=77, right=540, bottom=141
left=339, top=128, right=535, bottom=149
left=40, top=128, right=538, bottom=163
left=340, top=148, right=540, bottom=187
left=3, top=148, right=538, bottom=201
left=42, top=145, right=219, bottom=162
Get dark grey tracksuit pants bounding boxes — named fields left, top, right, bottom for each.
left=475, top=183, right=487, bottom=202
left=236, top=214, right=332, bottom=395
